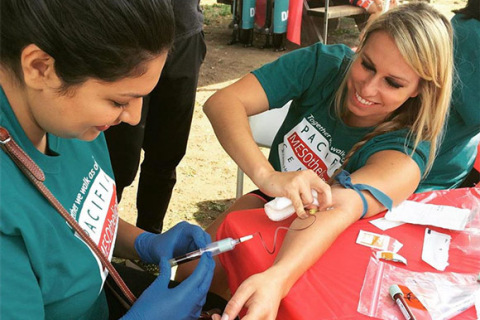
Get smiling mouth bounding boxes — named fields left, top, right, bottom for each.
left=355, top=92, right=375, bottom=106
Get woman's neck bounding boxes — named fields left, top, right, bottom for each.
left=1, top=74, right=48, bottom=153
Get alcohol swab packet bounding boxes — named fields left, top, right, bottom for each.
left=376, top=251, right=407, bottom=265
left=265, top=190, right=318, bottom=221
left=356, top=230, right=403, bottom=252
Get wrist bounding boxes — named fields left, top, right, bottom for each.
left=265, top=264, right=295, bottom=298
left=252, top=165, right=275, bottom=189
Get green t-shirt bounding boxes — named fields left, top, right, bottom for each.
left=0, top=87, right=116, bottom=319
left=253, top=43, right=431, bottom=192
left=423, top=14, right=480, bottom=190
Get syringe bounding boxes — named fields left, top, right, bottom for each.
left=169, top=234, right=254, bottom=267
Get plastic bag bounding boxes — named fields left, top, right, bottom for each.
left=410, top=188, right=480, bottom=256
left=358, top=256, right=479, bottom=320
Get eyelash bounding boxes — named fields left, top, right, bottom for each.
left=112, top=101, right=129, bottom=108
left=361, top=60, right=403, bottom=89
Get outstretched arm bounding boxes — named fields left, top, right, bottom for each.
left=204, top=74, right=332, bottom=217
left=221, top=150, right=421, bottom=320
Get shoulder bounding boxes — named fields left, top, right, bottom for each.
left=346, top=130, right=430, bottom=175
left=252, top=44, right=354, bottom=105
left=255, top=43, right=354, bottom=76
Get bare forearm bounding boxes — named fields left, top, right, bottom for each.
left=271, top=207, right=359, bottom=295
left=204, top=86, right=274, bottom=186
left=114, top=218, right=144, bottom=260
left=270, top=152, right=421, bottom=295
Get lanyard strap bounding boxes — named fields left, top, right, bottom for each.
left=335, top=170, right=393, bottom=218
left=0, top=126, right=136, bottom=306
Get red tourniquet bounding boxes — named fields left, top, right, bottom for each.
left=217, top=187, right=480, bottom=319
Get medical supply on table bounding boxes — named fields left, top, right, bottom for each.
left=369, top=217, right=405, bottom=231
left=422, top=228, right=451, bottom=271
left=169, top=235, right=254, bottom=267
left=376, top=251, right=407, bottom=265
left=389, top=285, right=416, bottom=320
left=385, top=200, right=472, bottom=231
left=358, top=256, right=478, bottom=320
left=264, top=190, right=319, bottom=221
left=356, top=230, right=403, bottom=252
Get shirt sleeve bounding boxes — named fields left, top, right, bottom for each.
left=0, top=234, right=45, bottom=319
left=345, top=130, right=430, bottom=179
left=451, top=15, right=480, bottom=127
left=252, top=43, right=354, bottom=109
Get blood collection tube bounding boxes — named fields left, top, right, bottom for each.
left=169, top=235, right=254, bottom=267
left=389, top=284, right=416, bottom=320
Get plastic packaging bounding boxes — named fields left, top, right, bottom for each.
left=358, top=256, right=480, bottom=320
left=409, top=188, right=480, bottom=256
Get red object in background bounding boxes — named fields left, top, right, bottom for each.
left=218, top=187, right=480, bottom=320
left=254, top=0, right=303, bottom=45
left=255, top=0, right=267, bottom=27
left=474, top=143, right=480, bottom=172
left=286, top=0, right=303, bottom=44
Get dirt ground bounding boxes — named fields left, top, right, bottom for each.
left=118, top=0, right=466, bottom=231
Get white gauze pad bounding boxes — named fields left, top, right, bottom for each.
left=264, top=190, right=318, bottom=221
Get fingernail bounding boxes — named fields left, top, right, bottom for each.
left=221, top=314, right=229, bottom=320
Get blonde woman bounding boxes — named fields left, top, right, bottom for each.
left=178, top=2, right=454, bottom=320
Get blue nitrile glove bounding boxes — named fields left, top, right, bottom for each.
left=121, top=254, right=215, bottom=320
left=134, top=221, right=211, bottom=264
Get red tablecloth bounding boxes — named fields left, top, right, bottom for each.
left=217, top=187, right=480, bottom=319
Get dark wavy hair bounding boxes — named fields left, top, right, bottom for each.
left=0, top=0, right=175, bottom=89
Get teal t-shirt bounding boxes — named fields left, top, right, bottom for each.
left=423, top=14, right=480, bottom=190
left=0, top=88, right=116, bottom=319
left=252, top=43, right=431, bottom=191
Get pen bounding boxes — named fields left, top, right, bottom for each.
left=169, top=234, right=254, bottom=267
left=389, top=284, right=416, bottom=320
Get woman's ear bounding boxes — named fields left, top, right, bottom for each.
left=21, top=44, right=62, bottom=90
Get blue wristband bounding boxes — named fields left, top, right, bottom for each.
left=335, top=170, right=393, bottom=218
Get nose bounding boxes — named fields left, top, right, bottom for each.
left=360, top=75, right=381, bottom=97
left=120, top=98, right=143, bottom=125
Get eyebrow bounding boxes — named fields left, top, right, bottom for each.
left=119, top=93, right=148, bottom=98
left=362, top=55, right=410, bottom=83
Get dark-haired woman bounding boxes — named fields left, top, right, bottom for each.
left=0, top=0, right=214, bottom=319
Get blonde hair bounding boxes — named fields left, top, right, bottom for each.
left=333, top=2, right=453, bottom=178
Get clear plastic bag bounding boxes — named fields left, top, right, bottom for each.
left=410, top=188, right=480, bottom=256
left=358, top=256, right=479, bottom=320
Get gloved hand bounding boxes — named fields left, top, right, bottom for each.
left=134, top=221, right=211, bottom=264
left=121, top=254, right=215, bottom=320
